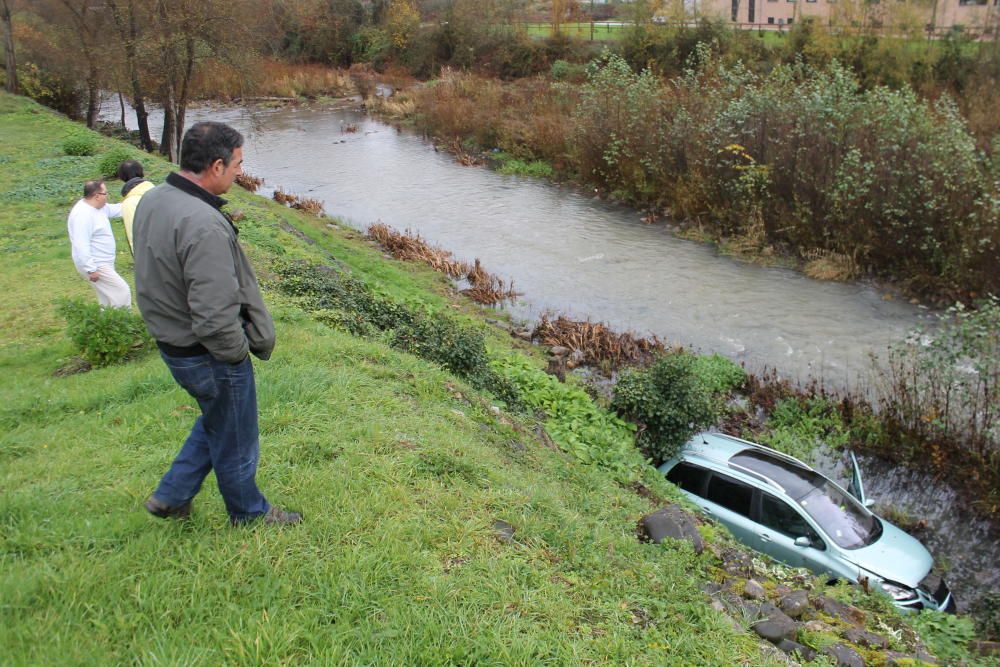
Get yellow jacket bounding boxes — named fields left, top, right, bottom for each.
left=120, top=179, right=155, bottom=252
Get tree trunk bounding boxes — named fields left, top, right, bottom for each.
left=118, top=90, right=126, bottom=128
left=1, top=0, right=19, bottom=94
left=160, top=87, right=177, bottom=162
left=107, top=0, right=154, bottom=151
left=85, top=65, right=99, bottom=128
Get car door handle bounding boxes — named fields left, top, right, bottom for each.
left=700, top=506, right=713, bottom=516
left=759, top=532, right=772, bottom=543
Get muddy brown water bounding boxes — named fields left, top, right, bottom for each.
left=101, top=98, right=995, bottom=615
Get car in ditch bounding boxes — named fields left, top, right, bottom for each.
left=658, top=432, right=956, bottom=612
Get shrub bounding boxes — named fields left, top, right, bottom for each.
left=62, top=133, right=97, bottom=157
left=56, top=298, right=151, bottom=367
left=97, top=147, right=136, bottom=179
left=878, top=296, right=1000, bottom=463
left=612, top=352, right=720, bottom=463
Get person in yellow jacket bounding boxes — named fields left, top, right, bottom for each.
left=117, top=160, right=155, bottom=253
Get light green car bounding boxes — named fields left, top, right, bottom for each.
left=659, top=432, right=956, bottom=613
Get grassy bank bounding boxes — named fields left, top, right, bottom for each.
left=0, top=92, right=785, bottom=665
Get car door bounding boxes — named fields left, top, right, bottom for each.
left=702, top=472, right=757, bottom=545
left=846, top=451, right=868, bottom=506
left=756, top=491, right=837, bottom=577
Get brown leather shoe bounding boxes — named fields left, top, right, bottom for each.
left=262, top=506, right=302, bottom=525
left=144, top=496, right=192, bottom=519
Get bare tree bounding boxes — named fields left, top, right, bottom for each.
left=52, top=0, right=112, bottom=127
left=2, top=0, right=19, bottom=94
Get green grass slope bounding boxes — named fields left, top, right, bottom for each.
left=0, top=93, right=779, bottom=665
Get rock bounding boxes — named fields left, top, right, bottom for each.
left=802, top=620, right=835, bottom=634
left=492, top=520, right=515, bottom=543
left=823, top=643, right=865, bottom=667
left=814, top=596, right=866, bottom=625
left=752, top=603, right=799, bottom=643
left=568, top=349, right=585, bottom=364
left=514, top=329, right=533, bottom=341
left=638, top=504, right=704, bottom=554
left=744, top=579, right=767, bottom=600
left=845, top=627, right=889, bottom=650
left=549, top=345, right=570, bottom=357
left=779, top=590, right=810, bottom=618
left=775, top=639, right=817, bottom=662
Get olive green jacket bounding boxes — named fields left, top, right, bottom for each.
left=133, top=174, right=275, bottom=363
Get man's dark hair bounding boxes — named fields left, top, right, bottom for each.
left=179, top=122, right=244, bottom=174
left=117, top=159, right=145, bottom=182
left=83, top=179, right=105, bottom=198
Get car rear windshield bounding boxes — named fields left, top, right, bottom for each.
left=730, top=449, right=881, bottom=549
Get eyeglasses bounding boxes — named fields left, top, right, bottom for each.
left=96, top=191, right=108, bottom=196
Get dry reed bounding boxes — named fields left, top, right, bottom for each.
left=532, top=315, right=665, bottom=370
left=366, top=223, right=518, bottom=305
left=272, top=188, right=325, bottom=216
left=235, top=172, right=263, bottom=192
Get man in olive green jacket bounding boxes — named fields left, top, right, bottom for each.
left=133, top=121, right=300, bottom=526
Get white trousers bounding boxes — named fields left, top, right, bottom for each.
left=81, top=264, right=132, bottom=308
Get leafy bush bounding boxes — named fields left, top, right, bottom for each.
left=62, top=133, right=97, bottom=157
left=878, top=296, right=1000, bottom=463
left=273, top=261, right=520, bottom=407
left=56, top=298, right=150, bottom=367
left=907, top=611, right=978, bottom=664
left=690, top=353, right=746, bottom=396
left=492, top=354, right=640, bottom=476
left=612, top=352, right=720, bottom=463
left=755, top=397, right=851, bottom=464
left=97, top=147, right=137, bottom=179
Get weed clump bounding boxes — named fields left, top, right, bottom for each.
left=62, top=133, right=97, bottom=156
left=55, top=298, right=151, bottom=367
left=97, top=147, right=137, bottom=179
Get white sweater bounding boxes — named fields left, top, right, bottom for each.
left=67, top=199, right=123, bottom=273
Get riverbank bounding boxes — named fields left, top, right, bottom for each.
left=367, top=54, right=998, bottom=306
left=6, top=92, right=998, bottom=664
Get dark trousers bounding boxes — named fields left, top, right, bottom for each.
left=153, top=352, right=270, bottom=523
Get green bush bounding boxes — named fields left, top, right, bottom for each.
left=97, top=147, right=136, bottom=179
left=273, top=261, right=520, bottom=408
left=56, top=298, right=151, bottom=367
left=62, top=133, right=98, bottom=157
left=611, top=352, right=719, bottom=463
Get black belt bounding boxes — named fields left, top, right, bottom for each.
left=156, top=340, right=210, bottom=357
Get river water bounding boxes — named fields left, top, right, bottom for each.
left=100, top=98, right=996, bottom=614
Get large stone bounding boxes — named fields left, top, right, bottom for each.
left=752, top=603, right=799, bottom=643
left=845, top=627, right=890, bottom=649
left=638, top=504, right=704, bottom=554
left=775, top=639, right=817, bottom=662
left=823, top=643, right=865, bottom=667
left=814, top=596, right=866, bottom=625
left=744, top=579, right=767, bottom=601
left=549, top=345, right=570, bottom=357
left=779, top=590, right=811, bottom=618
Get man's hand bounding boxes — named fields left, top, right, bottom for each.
left=87, top=271, right=100, bottom=282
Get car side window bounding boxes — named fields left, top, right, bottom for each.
left=706, top=473, right=753, bottom=517
left=666, top=462, right=710, bottom=495
left=760, top=493, right=825, bottom=550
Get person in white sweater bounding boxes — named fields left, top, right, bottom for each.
left=67, top=179, right=131, bottom=307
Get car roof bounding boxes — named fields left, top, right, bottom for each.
left=669, top=432, right=823, bottom=498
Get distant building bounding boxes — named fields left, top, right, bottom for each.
left=694, top=0, right=998, bottom=36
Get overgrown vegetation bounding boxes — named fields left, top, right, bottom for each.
left=612, top=352, right=745, bottom=463
left=408, top=50, right=998, bottom=302
left=55, top=297, right=151, bottom=367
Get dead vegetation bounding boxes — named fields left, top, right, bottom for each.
left=532, top=314, right=665, bottom=370
left=366, top=223, right=519, bottom=305
left=235, top=172, right=263, bottom=192
left=272, top=188, right=325, bottom=216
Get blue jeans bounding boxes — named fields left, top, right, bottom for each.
left=153, top=352, right=270, bottom=523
